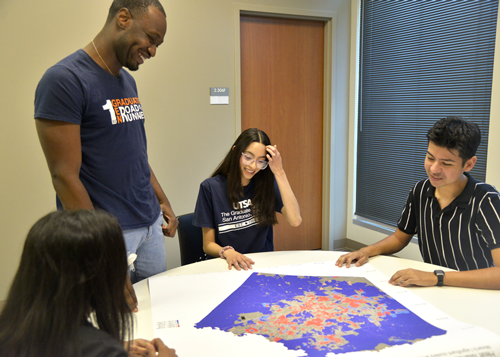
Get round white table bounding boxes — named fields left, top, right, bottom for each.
left=132, top=250, right=500, bottom=340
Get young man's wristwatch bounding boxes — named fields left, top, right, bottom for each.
left=434, top=270, right=445, bottom=286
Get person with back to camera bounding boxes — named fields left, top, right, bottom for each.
left=0, top=210, right=177, bottom=357
left=193, top=128, right=302, bottom=271
left=336, top=117, right=500, bottom=290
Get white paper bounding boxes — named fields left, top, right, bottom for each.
left=210, top=95, right=229, bottom=104
left=148, top=261, right=500, bottom=357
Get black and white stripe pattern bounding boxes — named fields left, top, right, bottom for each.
left=397, top=173, right=500, bottom=271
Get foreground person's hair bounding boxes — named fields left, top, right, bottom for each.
left=0, top=210, right=132, bottom=357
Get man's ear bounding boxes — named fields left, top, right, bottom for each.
left=116, top=8, right=133, bottom=30
left=464, top=156, right=477, bottom=172
left=232, top=145, right=235, bottom=151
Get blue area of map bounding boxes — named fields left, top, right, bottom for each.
left=195, top=273, right=446, bottom=356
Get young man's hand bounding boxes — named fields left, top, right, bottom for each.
left=335, top=250, right=370, bottom=268
left=389, top=268, right=439, bottom=287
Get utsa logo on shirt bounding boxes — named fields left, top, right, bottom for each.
left=233, top=199, right=252, bottom=210
left=219, top=199, right=256, bottom=234
left=102, top=97, right=144, bottom=125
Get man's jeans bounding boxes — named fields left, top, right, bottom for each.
left=123, top=212, right=167, bottom=283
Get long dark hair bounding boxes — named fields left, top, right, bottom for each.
left=0, top=210, right=132, bottom=357
left=212, top=128, right=278, bottom=226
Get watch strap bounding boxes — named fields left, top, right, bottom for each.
left=434, top=270, right=444, bottom=287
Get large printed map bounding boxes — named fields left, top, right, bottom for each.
left=195, top=273, right=446, bottom=356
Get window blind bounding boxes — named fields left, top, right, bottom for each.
left=356, top=0, right=498, bottom=227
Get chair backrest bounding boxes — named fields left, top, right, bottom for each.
left=176, top=213, right=209, bottom=266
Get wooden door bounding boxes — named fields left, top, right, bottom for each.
left=240, top=15, right=324, bottom=250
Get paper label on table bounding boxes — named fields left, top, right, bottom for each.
left=156, top=320, right=180, bottom=329
left=148, top=261, right=500, bottom=357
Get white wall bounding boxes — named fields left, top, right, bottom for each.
left=0, top=0, right=350, bottom=300
left=487, top=7, right=500, bottom=189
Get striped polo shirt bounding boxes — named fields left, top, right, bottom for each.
left=398, top=172, right=500, bottom=271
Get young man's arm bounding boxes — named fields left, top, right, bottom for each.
left=336, top=228, right=413, bottom=268
left=150, top=166, right=178, bottom=237
left=389, top=247, right=500, bottom=290
left=35, top=119, right=94, bottom=209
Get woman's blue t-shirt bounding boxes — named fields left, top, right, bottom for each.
left=193, top=175, right=283, bottom=254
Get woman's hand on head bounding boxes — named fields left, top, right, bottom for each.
left=223, top=249, right=255, bottom=271
left=266, top=145, right=284, bottom=174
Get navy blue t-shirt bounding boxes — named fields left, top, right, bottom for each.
left=79, top=324, right=127, bottom=357
left=193, top=175, right=284, bottom=254
left=34, top=50, right=160, bottom=229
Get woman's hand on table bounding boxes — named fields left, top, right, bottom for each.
left=154, top=338, right=178, bottom=357
left=126, top=338, right=177, bottom=357
left=127, top=339, right=154, bottom=356
left=222, top=249, right=255, bottom=271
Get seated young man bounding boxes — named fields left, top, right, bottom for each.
left=336, top=117, right=500, bottom=290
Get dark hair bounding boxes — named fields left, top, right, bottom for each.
left=427, top=116, right=481, bottom=164
left=107, top=0, right=166, bottom=23
left=212, top=128, right=278, bottom=226
left=0, top=210, right=131, bottom=357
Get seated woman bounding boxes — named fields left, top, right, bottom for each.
left=193, top=128, right=302, bottom=270
left=0, top=210, right=177, bottom=357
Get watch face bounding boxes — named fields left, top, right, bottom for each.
left=434, top=270, right=444, bottom=286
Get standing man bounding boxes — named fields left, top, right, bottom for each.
left=336, top=117, right=500, bottom=290
left=35, top=0, right=177, bottom=284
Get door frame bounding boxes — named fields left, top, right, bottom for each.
left=233, top=3, right=339, bottom=251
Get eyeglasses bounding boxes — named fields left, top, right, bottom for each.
left=241, top=152, right=268, bottom=170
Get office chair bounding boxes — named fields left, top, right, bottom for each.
left=176, top=213, right=210, bottom=266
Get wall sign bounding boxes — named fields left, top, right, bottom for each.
left=210, top=87, right=229, bottom=105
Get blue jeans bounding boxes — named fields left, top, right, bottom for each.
left=123, top=212, right=166, bottom=283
